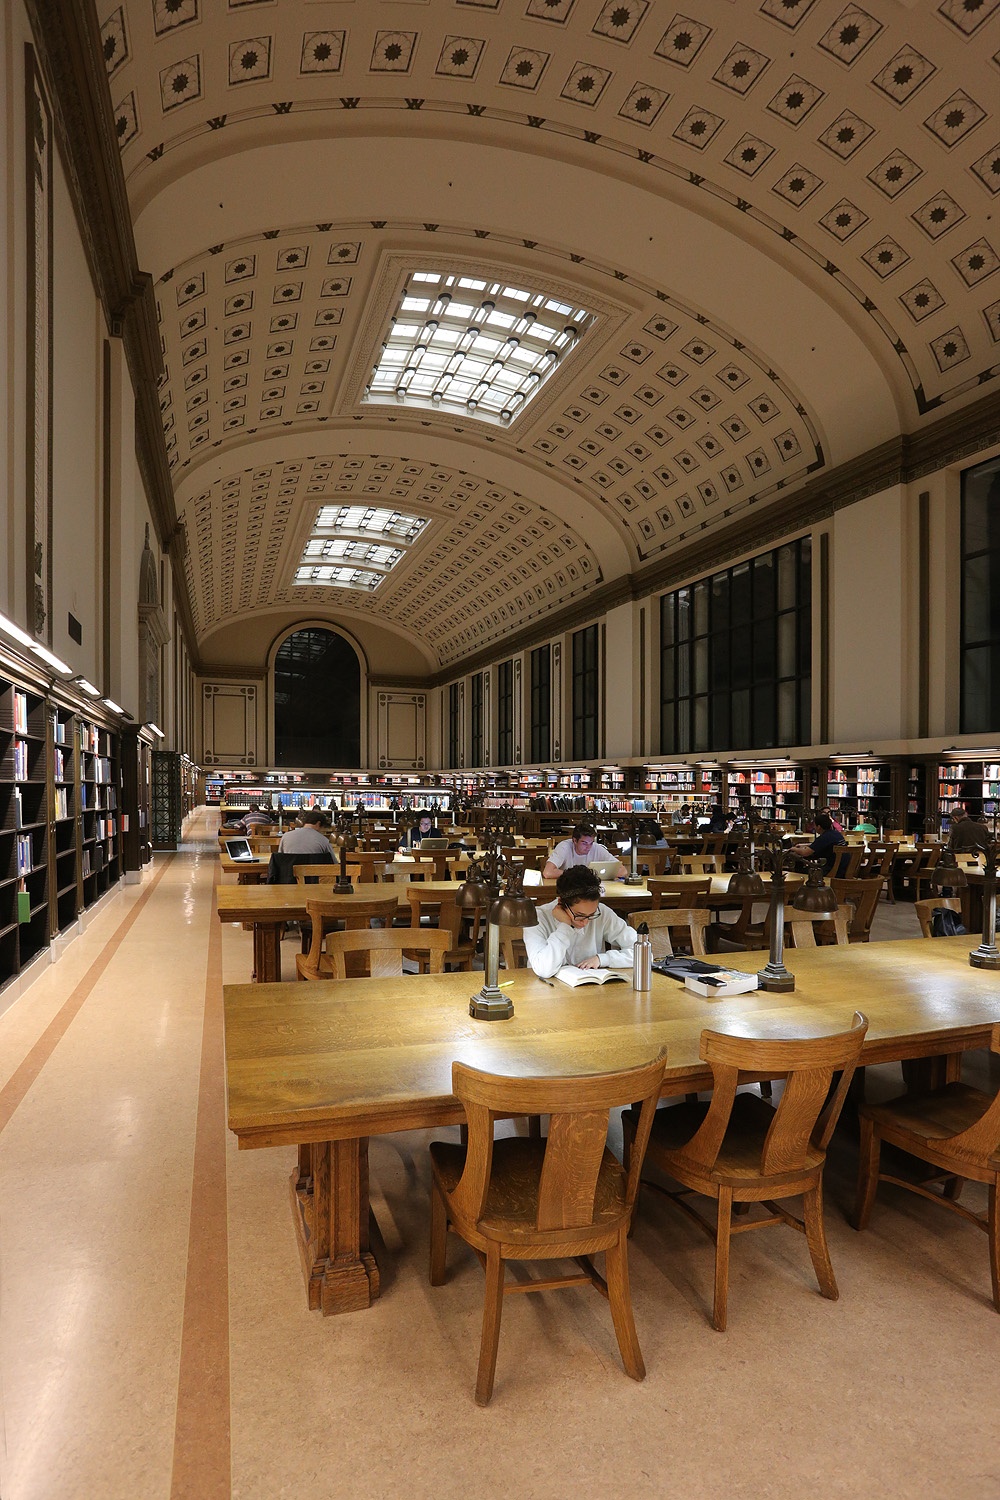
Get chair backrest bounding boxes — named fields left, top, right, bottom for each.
left=627, top=908, right=710, bottom=957
left=938, top=1023, right=1000, bottom=1159
left=833, top=845, right=865, bottom=880
left=637, top=847, right=669, bottom=876
left=293, top=863, right=345, bottom=885
left=447, top=1052, right=668, bottom=1232
left=647, top=876, right=712, bottom=909
left=302, top=895, right=400, bottom=972
left=914, top=895, right=962, bottom=939
left=678, top=1014, right=868, bottom=1177
left=829, top=878, right=882, bottom=941
left=679, top=854, right=720, bottom=875
left=784, top=907, right=849, bottom=947
left=406, top=888, right=482, bottom=952
left=267, top=848, right=335, bottom=884
left=499, top=926, right=527, bottom=970
left=323, top=926, right=451, bottom=978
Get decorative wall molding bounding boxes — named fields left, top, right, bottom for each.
left=202, top=681, right=258, bottom=765
left=375, top=690, right=426, bottom=770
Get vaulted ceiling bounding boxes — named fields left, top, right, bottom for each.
left=94, top=0, right=999, bottom=671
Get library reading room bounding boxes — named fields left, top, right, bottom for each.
left=2, top=1, right=1000, bottom=1496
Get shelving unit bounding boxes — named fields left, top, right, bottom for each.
left=642, top=765, right=720, bottom=820
left=936, top=758, right=1000, bottom=833
left=180, top=755, right=199, bottom=822
left=79, top=717, right=120, bottom=901
left=726, top=765, right=803, bottom=823
left=0, top=674, right=49, bottom=992
left=824, top=759, right=893, bottom=828
left=121, top=725, right=154, bottom=875
left=50, top=704, right=79, bottom=934
left=906, top=763, right=927, bottom=836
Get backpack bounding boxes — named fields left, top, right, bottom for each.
left=930, top=907, right=966, bottom=937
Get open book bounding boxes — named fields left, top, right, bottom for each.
left=554, top=966, right=628, bottom=988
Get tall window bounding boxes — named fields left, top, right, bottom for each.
left=961, top=455, right=1000, bottom=735
left=448, top=682, right=461, bottom=768
left=273, top=627, right=360, bottom=766
left=496, top=659, right=514, bottom=765
left=530, top=644, right=551, bottom=763
left=572, top=625, right=599, bottom=761
left=470, top=672, right=484, bottom=766
left=660, top=538, right=811, bottom=753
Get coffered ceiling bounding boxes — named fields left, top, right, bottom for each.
left=93, top=0, right=999, bottom=669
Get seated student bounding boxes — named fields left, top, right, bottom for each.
left=638, top=817, right=668, bottom=847
left=790, top=811, right=846, bottom=874
left=948, top=802, right=990, bottom=855
left=542, top=822, right=626, bottom=881
left=241, top=804, right=273, bottom=829
left=399, top=810, right=443, bottom=849
left=523, top=867, right=636, bottom=978
left=853, top=815, right=878, bottom=835
left=277, top=806, right=332, bottom=856
left=706, top=802, right=729, bottom=834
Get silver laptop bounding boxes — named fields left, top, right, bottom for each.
left=588, top=859, right=620, bottom=880
left=419, top=837, right=449, bottom=850
left=224, top=837, right=254, bottom=861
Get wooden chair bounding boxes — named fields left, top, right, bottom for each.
left=859, top=842, right=897, bottom=903
left=316, top=926, right=451, bottom=979
left=829, top=878, right=882, bottom=942
left=405, top=888, right=482, bottom=971
left=429, top=1050, right=668, bottom=1405
left=293, top=864, right=344, bottom=886
left=637, top=847, right=670, bottom=876
left=854, top=1023, right=1000, bottom=1312
left=785, top=908, right=849, bottom=947
left=647, top=876, right=712, bottom=910
left=295, top=895, right=400, bottom=979
left=897, top=844, right=939, bottom=901
left=499, top=926, right=528, bottom=970
left=678, top=853, right=720, bottom=875
left=625, top=1013, right=867, bottom=1330
left=627, top=908, right=710, bottom=957
left=913, top=845, right=944, bottom=902
left=832, top=845, right=865, bottom=880
left=914, top=896, right=963, bottom=939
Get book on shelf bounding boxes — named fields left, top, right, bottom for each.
left=54, top=787, right=69, bottom=820
left=16, top=833, right=33, bottom=875
left=13, top=786, right=22, bottom=829
left=13, top=739, right=29, bottom=781
left=14, top=691, right=28, bottom=733
left=553, top=966, right=628, bottom=988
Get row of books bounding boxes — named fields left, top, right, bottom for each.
left=80, top=724, right=108, bottom=755
left=53, top=716, right=68, bottom=744
left=53, top=787, right=70, bottom=820
left=80, top=785, right=117, bottom=809
left=12, top=739, right=29, bottom=781
left=16, top=833, right=33, bottom=875
left=81, top=755, right=114, bottom=784
left=54, top=748, right=69, bottom=781
left=14, top=691, right=28, bottom=734
left=81, top=844, right=106, bottom=879
left=938, top=763, right=1000, bottom=779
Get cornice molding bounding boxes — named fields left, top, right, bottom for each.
left=23, top=0, right=199, bottom=665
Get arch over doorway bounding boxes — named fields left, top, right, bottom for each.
left=269, top=624, right=365, bottom=768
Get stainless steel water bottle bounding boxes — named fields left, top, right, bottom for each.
left=633, top=921, right=652, bottom=991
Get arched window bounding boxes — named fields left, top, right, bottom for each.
left=273, top=627, right=360, bottom=767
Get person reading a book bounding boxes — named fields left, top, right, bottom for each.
left=523, top=867, right=636, bottom=979
left=542, top=823, right=627, bottom=881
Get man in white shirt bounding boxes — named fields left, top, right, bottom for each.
left=542, top=822, right=626, bottom=881
left=524, top=867, right=636, bottom=978
left=277, top=807, right=332, bottom=855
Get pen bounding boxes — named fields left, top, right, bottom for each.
left=536, top=976, right=555, bottom=986
left=499, top=980, right=514, bottom=988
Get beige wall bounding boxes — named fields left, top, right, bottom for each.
left=197, top=610, right=432, bottom=678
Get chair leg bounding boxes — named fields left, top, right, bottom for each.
left=429, top=1181, right=449, bottom=1286
left=988, top=1180, right=999, bottom=1314
left=803, top=1180, right=838, bottom=1300
left=712, top=1187, right=733, bottom=1332
left=605, top=1229, right=645, bottom=1381
left=854, top=1114, right=881, bottom=1230
left=476, top=1242, right=506, bottom=1406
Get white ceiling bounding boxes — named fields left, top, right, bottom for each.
left=96, top=0, right=1000, bottom=668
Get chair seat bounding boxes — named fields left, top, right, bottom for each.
left=430, top=1137, right=629, bottom=1250
left=646, top=1092, right=827, bottom=1192
left=861, top=1083, right=1000, bottom=1176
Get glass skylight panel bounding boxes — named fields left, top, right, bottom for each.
left=295, top=564, right=383, bottom=590
left=297, top=503, right=428, bottom=592
left=313, top=505, right=427, bottom=543
left=364, top=271, right=595, bottom=423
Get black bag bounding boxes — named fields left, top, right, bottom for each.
left=930, top=906, right=966, bottom=937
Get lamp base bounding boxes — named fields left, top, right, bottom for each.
left=757, top=965, right=795, bottom=993
left=334, top=877, right=354, bottom=893
left=969, top=947, right=1000, bottom=970
left=622, top=874, right=645, bottom=886
left=469, top=986, right=514, bottom=1021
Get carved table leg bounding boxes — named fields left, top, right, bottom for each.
left=290, top=1137, right=380, bottom=1315
left=253, top=922, right=282, bottom=983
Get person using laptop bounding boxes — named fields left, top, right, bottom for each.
left=278, top=807, right=333, bottom=856
left=399, top=810, right=443, bottom=849
left=542, top=822, right=626, bottom=881
left=524, top=867, right=636, bottom=977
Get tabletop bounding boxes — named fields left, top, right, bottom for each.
left=224, top=934, right=1000, bottom=1150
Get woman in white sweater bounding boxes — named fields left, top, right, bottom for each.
left=523, top=866, right=636, bottom=978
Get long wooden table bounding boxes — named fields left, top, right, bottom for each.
left=223, top=935, right=1000, bottom=1316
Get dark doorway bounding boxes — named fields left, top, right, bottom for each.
left=273, top=627, right=361, bottom=766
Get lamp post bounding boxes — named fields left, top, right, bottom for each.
left=968, top=838, right=999, bottom=971
left=748, top=821, right=801, bottom=993
left=457, top=811, right=538, bottom=1020
left=333, top=810, right=358, bottom=893
left=615, top=810, right=646, bottom=885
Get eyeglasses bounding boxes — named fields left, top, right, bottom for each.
left=565, top=906, right=599, bottom=922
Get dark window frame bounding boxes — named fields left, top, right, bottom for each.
left=496, top=659, right=514, bottom=765
left=470, top=671, right=484, bottom=766
left=960, top=455, right=1000, bottom=736
left=571, top=624, right=599, bottom=761
left=448, top=682, right=461, bottom=768
left=530, top=644, right=551, bottom=764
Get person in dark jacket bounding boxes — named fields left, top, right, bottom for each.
left=791, top=811, right=846, bottom=874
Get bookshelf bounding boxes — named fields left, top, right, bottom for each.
left=824, top=760, right=893, bottom=828
left=643, top=766, right=720, bottom=819
left=50, top=704, right=79, bottom=933
left=0, top=673, right=50, bottom=993
left=79, top=717, right=121, bottom=901
left=121, top=725, right=154, bottom=875
left=726, top=765, right=803, bottom=822
left=936, top=758, right=1000, bottom=834
left=906, top=763, right=927, bottom=837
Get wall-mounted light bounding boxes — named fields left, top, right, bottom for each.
left=102, top=697, right=126, bottom=715
left=29, top=643, right=71, bottom=674
left=72, top=676, right=101, bottom=697
left=0, top=611, right=34, bottom=649
left=145, top=722, right=165, bottom=739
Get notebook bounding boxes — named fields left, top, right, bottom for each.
left=588, top=859, right=621, bottom=879
left=224, top=837, right=254, bottom=862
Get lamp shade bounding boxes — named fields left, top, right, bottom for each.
left=790, top=864, right=838, bottom=913
left=931, top=850, right=968, bottom=890
left=490, top=893, right=539, bottom=928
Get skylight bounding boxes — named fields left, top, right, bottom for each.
left=295, top=504, right=428, bottom=592
left=364, top=273, right=595, bottom=423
